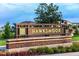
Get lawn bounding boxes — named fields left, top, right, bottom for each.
left=0, top=40, right=6, bottom=46
left=72, top=35, right=79, bottom=41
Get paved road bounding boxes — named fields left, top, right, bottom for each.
left=42, top=52, right=79, bottom=56
left=0, top=46, right=6, bottom=51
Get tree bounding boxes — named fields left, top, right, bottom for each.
left=35, top=3, right=62, bottom=24
left=72, top=25, right=79, bottom=35
left=10, top=23, right=16, bottom=38
left=3, top=22, right=11, bottom=39
left=0, top=33, right=1, bottom=39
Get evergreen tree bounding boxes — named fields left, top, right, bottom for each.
left=35, top=3, right=62, bottom=24
left=4, top=22, right=11, bottom=39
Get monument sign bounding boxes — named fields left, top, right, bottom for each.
left=6, top=22, right=72, bottom=52
left=16, top=23, right=66, bottom=38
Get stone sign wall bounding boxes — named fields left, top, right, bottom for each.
left=6, top=23, right=73, bottom=51
left=15, top=23, right=66, bottom=38
left=6, top=36, right=72, bottom=50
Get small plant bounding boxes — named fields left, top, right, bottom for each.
left=53, top=47, right=61, bottom=53
left=65, top=47, right=72, bottom=52
left=44, top=47, right=54, bottom=54
left=27, top=48, right=37, bottom=55
left=29, top=48, right=37, bottom=53
left=42, top=47, right=49, bottom=54
left=6, top=44, right=79, bottom=56
left=58, top=46, right=66, bottom=53
left=71, top=45, right=79, bottom=52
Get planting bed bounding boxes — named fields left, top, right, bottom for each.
left=0, top=51, right=6, bottom=56
left=5, top=44, right=79, bottom=56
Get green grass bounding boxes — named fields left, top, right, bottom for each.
left=72, top=35, right=79, bottom=41
left=0, top=40, right=6, bottom=46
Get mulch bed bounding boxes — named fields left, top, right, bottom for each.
left=0, top=51, right=6, bottom=56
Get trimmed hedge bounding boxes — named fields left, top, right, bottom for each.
left=27, top=45, right=79, bottom=55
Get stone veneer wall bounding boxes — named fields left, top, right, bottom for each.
left=6, top=36, right=72, bottom=49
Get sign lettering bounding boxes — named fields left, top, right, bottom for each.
left=31, top=28, right=61, bottom=34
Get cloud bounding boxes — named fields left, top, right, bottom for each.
left=57, top=3, right=79, bottom=20
left=62, top=3, right=79, bottom=11
left=65, top=17, right=79, bottom=23
left=0, top=3, right=38, bottom=25
left=0, top=3, right=79, bottom=27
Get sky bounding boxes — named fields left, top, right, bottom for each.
left=0, top=3, right=79, bottom=27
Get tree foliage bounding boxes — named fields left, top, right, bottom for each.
left=35, top=3, right=62, bottom=24
left=0, top=22, right=15, bottom=39
left=3, top=22, right=11, bottom=39
left=73, top=25, right=79, bottom=35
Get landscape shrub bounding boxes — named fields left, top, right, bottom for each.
left=44, top=47, right=54, bottom=54
left=65, top=47, right=72, bottom=52
left=28, top=48, right=37, bottom=55
left=27, top=45, right=79, bottom=55
left=52, top=47, right=61, bottom=53
left=5, top=44, right=79, bottom=56
left=36, top=47, right=48, bottom=54
left=57, top=46, right=66, bottom=53
left=27, top=47, right=54, bottom=55
left=71, top=45, right=79, bottom=52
